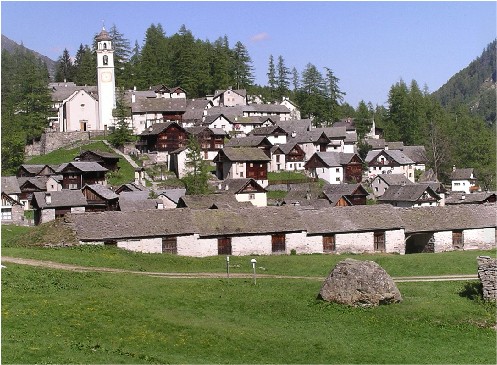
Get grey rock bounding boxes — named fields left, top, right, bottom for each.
left=318, top=258, right=402, bottom=307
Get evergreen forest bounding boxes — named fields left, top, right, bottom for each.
left=1, top=24, right=495, bottom=189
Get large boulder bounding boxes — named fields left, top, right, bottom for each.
left=318, top=258, right=402, bottom=307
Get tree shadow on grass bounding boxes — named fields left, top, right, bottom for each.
left=458, top=281, right=483, bottom=301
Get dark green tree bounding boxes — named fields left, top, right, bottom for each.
left=73, top=44, right=96, bottom=85
left=182, top=136, right=212, bottom=195
left=108, top=24, right=132, bottom=87
left=267, top=54, right=276, bottom=100
left=355, top=100, right=373, bottom=140
left=54, top=48, right=74, bottom=82
left=232, top=41, right=254, bottom=89
left=138, top=23, right=170, bottom=88
left=324, top=67, right=345, bottom=125
left=109, top=87, right=134, bottom=148
left=276, top=55, right=290, bottom=99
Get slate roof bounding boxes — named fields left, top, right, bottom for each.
left=400, top=146, right=427, bottom=164
left=450, top=168, right=475, bottom=180
left=373, top=174, right=414, bottom=186
left=276, top=119, right=312, bottom=134
left=50, top=85, right=98, bottom=102
left=322, top=183, right=368, bottom=196
left=292, top=130, right=330, bottom=144
left=249, top=125, right=288, bottom=136
left=366, top=149, right=414, bottom=165
left=77, top=150, right=120, bottom=160
left=139, top=122, right=183, bottom=136
left=18, top=164, right=52, bottom=175
left=203, top=113, right=233, bottom=126
left=57, top=162, right=108, bottom=173
left=300, top=205, right=405, bottom=234
left=243, top=104, right=290, bottom=113
left=115, top=183, right=148, bottom=193
left=378, top=184, right=439, bottom=202
left=366, top=138, right=386, bottom=150
left=33, top=190, right=87, bottom=209
left=332, top=118, right=356, bottom=131
left=310, top=152, right=360, bottom=167
left=217, top=147, right=271, bottom=162
left=131, top=98, right=187, bottom=114
left=387, top=141, right=404, bottom=150
left=445, top=192, right=496, bottom=205
left=177, top=194, right=251, bottom=210
left=314, top=126, right=347, bottom=139
left=217, top=178, right=266, bottom=194
left=418, top=168, right=437, bottom=182
left=83, top=184, right=119, bottom=200
left=271, top=142, right=302, bottom=155
left=1, top=176, right=21, bottom=195
left=214, top=89, right=247, bottom=98
left=344, top=132, right=358, bottom=144
left=118, top=191, right=160, bottom=212
left=156, top=188, right=186, bottom=204
left=225, top=136, right=272, bottom=148
left=18, top=176, right=49, bottom=190
left=399, top=204, right=496, bottom=233
left=182, top=99, right=211, bottom=120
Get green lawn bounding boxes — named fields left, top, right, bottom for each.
left=1, top=264, right=495, bottom=364
left=24, top=141, right=135, bottom=186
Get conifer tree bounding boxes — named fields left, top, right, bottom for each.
left=276, top=55, right=290, bottom=99
left=182, top=136, right=211, bottom=195
left=55, top=48, right=74, bottom=82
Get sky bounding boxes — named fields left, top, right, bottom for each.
left=1, top=1, right=496, bottom=107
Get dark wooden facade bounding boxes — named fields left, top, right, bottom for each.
left=60, top=166, right=107, bottom=190
left=246, top=162, right=268, bottom=180
left=76, top=151, right=120, bottom=172
left=139, top=123, right=188, bottom=152
left=344, top=155, right=363, bottom=183
left=82, top=186, right=119, bottom=212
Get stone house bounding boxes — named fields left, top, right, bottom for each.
left=366, top=149, right=415, bottom=182
left=225, top=136, right=273, bottom=158
left=248, top=125, right=289, bottom=146
left=215, top=178, right=268, bottom=207
left=377, top=184, right=441, bottom=208
left=32, top=190, right=87, bottom=225
left=370, top=174, right=414, bottom=198
left=270, top=143, right=306, bottom=172
left=280, top=97, right=301, bottom=120
left=17, top=176, right=49, bottom=209
left=450, top=167, right=478, bottom=194
left=1, top=177, right=24, bottom=224
left=212, top=88, right=247, bottom=107
left=304, top=152, right=363, bottom=184
left=214, top=147, right=271, bottom=188
left=202, top=114, right=236, bottom=134
left=67, top=204, right=495, bottom=257
left=290, top=130, right=331, bottom=159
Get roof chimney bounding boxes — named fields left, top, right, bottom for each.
left=157, top=201, right=164, bottom=210
left=461, top=194, right=465, bottom=200
left=45, top=193, right=52, bottom=205
left=291, top=131, right=297, bottom=138
left=131, top=93, right=136, bottom=103
left=453, top=165, right=456, bottom=172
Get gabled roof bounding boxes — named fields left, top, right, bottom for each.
left=156, top=188, right=186, bottom=204
left=217, top=178, right=267, bottom=194
left=292, top=130, right=331, bottom=144
left=276, top=119, right=312, bottom=134
left=50, top=84, right=98, bottom=102
left=270, top=142, right=303, bottom=155
left=18, top=176, right=49, bottom=191
left=131, top=98, right=187, bottom=114
left=373, top=173, right=414, bottom=186
left=214, top=89, right=247, bottom=98
left=322, top=183, right=368, bottom=196
left=203, top=113, right=233, bottom=126
left=249, top=125, right=288, bottom=136
left=366, top=149, right=414, bottom=165
left=314, top=126, right=347, bottom=139
left=115, top=183, right=148, bottom=194
left=378, top=184, right=440, bottom=202
left=182, top=99, right=212, bottom=120
left=333, top=118, right=356, bottom=131
left=118, top=191, right=159, bottom=212
left=56, top=162, right=108, bottom=173
left=215, top=147, right=271, bottom=162
left=307, top=152, right=361, bottom=168
left=225, top=136, right=272, bottom=148
left=445, top=191, right=496, bottom=205
left=399, top=145, right=427, bottom=164
left=139, top=121, right=185, bottom=136
left=82, top=184, right=119, bottom=200
left=450, top=168, right=475, bottom=180
left=243, top=104, right=290, bottom=113
left=1, top=176, right=21, bottom=195
left=76, top=150, right=120, bottom=160
left=33, top=190, right=87, bottom=209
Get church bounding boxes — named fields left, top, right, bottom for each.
left=49, top=27, right=116, bottom=133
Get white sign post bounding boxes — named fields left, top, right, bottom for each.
left=226, top=256, right=230, bottom=279
left=251, top=258, right=257, bottom=285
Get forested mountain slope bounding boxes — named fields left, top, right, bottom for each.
left=432, top=40, right=496, bottom=126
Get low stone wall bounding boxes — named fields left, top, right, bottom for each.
left=477, top=256, right=497, bottom=301
left=25, top=131, right=107, bottom=156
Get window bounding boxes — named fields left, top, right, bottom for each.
left=276, top=155, right=280, bottom=163
left=374, top=187, right=378, bottom=192
left=323, top=234, right=336, bottom=253
left=1, top=208, right=12, bottom=220
left=452, top=230, right=463, bottom=249
left=162, top=237, right=177, bottom=254
left=374, top=231, right=386, bottom=252
left=218, top=237, right=232, bottom=255
left=336, top=168, right=340, bottom=172
left=272, top=234, right=286, bottom=253
left=68, top=183, right=79, bottom=190
left=249, top=193, right=256, bottom=200
left=239, top=171, right=244, bottom=177
left=103, top=55, right=108, bottom=65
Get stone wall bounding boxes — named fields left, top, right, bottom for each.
left=25, top=131, right=107, bottom=156
left=477, top=256, right=497, bottom=301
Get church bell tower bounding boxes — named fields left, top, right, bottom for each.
left=96, top=26, right=116, bottom=131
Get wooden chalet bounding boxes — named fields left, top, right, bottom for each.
left=137, top=122, right=189, bottom=153
left=320, top=183, right=368, bottom=206
left=271, top=142, right=306, bottom=171
left=214, top=147, right=271, bottom=186
left=216, top=178, right=268, bottom=207
left=82, top=184, right=119, bottom=212
left=225, top=136, right=273, bottom=157
left=17, top=176, right=49, bottom=209
left=75, top=150, right=120, bottom=172
left=56, top=162, right=108, bottom=190
left=185, top=126, right=229, bottom=160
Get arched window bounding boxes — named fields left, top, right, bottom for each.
left=103, top=55, right=108, bottom=65
left=103, top=43, right=107, bottom=49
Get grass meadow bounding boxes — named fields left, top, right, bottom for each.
left=2, top=225, right=497, bottom=363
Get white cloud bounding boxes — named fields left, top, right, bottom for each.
left=250, top=32, right=270, bottom=43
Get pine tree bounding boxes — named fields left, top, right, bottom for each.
left=139, top=23, right=170, bottom=88
left=232, top=41, right=254, bottom=89
left=324, top=67, right=345, bottom=125
left=276, top=55, right=290, bottom=99
left=182, top=136, right=211, bottom=195
left=355, top=100, right=373, bottom=140
left=73, top=44, right=96, bottom=85
left=108, top=24, right=131, bottom=87
left=267, top=55, right=276, bottom=99
left=109, top=87, right=134, bottom=148
left=55, top=48, right=74, bottom=82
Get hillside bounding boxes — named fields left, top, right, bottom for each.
left=432, top=40, right=496, bottom=125
left=1, top=34, right=56, bottom=80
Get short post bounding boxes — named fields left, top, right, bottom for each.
left=226, top=256, right=230, bottom=279
left=251, top=258, right=257, bottom=285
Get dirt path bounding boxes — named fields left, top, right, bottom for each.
left=0, top=256, right=478, bottom=282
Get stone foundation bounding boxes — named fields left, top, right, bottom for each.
left=25, top=131, right=107, bottom=156
left=477, top=256, right=497, bottom=301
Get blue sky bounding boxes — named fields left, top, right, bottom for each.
left=2, top=1, right=495, bottom=107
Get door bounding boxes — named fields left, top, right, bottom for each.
left=374, top=231, right=385, bottom=252
left=218, top=237, right=232, bottom=255
left=162, top=237, right=177, bottom=254
left=323, top=234, right=336, bottom=253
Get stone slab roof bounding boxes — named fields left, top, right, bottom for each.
left=118, top=191, right=159, bottom=212
left=445, top=192, right=496, bottom=205
left=450, top=168, right=475, bottom=180
left=218, top=147, right=271, bottom=162
left=311, top=152, right=359, bottom=167
left=366, top=150, right=414, bottom=165
left=33, top=190, right=87, bottom=209
left=131, top=97, right=187, bottom=113
left=57, top=162, right=108, bottom=173
left=378, top=184, right=439, bottom=202
left=1, top=176, right=21, bottom=195
left=18, top=176, right=49, bottom=190
left=83, top=184, right=118, bottom=200
left=225, top=136, right=272, bottom=148
left=178, top=194, right=250, bottom=209
left=373, top=174, right=414, bottom=186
